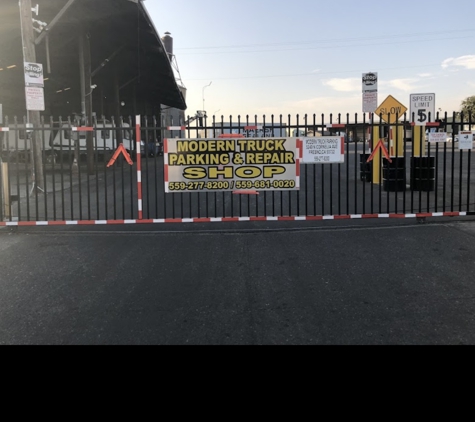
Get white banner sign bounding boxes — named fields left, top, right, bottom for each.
left=409, top=93, right=435, bottom=125
left=458, top=131, right=474, bottom=150
left=165, top=137, right=299, bottom=192
left=25, top=86, right=45, bottom=111
left=301, top=136, right=344, bottom=164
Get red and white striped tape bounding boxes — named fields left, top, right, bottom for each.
left=410, top=122, right=440, bottom=127
left=1, top=212, right=469, bottom=227
left=326, top=124, right=346, bottom=129
left=0, top=127, right=10, bottom=132
left=71, top=127, right=94, bottom=132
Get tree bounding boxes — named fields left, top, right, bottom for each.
left=460, top=95, right=475, bottom=119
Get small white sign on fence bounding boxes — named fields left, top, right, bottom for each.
left=428, top=132, right=447, bottom=143
left=458, top=131, right=474, bottom=150
left=302, top=136, right=345, bottom=164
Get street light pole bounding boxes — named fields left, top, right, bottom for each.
left=202, top=81, right=212, bottom=113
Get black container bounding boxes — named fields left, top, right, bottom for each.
left=383, top=157, right=406, bottom=191
left=359, top=153, right=372, bottom=182
left=410, top=156, right=435, bottom=191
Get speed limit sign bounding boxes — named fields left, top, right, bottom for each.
left=409, top=93, right=435, bottom=126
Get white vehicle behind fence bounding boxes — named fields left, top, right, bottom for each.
left=51, top=122, right=135, bottom=161
left=1, top=123, right=55, bottom=162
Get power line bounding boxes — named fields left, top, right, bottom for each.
left=178, top=35, right=474, bottom=55
left=185, top=63, right=446, bottom=81
left=176, top=29, right=475, bottom=52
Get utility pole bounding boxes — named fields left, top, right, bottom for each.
left=19, top=0, right=44, bottom=192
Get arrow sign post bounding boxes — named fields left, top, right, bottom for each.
left=107, top=143, right=133, bottom=167
left=366, top=139, right=392, bottom=164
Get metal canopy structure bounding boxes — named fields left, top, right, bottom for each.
left=0, top=0, right=186, bottom=119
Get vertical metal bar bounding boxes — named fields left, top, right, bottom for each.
left=94, top=116, right=100, bottom=220
left=282, top=115, right=287, bottom=216
left=442, top=131, right=447, bottom=212
left=153, top=116, right=159, bottom=219
left=450, top=112, right=456, bottom=212
left=271, top=114, right=276, bottom=217
left=102, top=118, right=108, bottom=220
left=351, top=114, right=356, bottom=215
left=426, top=113, right=431, bottom=213
left=111, top=117, right=117, bottom=219
left=14, top=118, right=22, bottom=220
left=467, top=142, right=472, bottom=213
left=20, top=118, right=30, bottom=221
left=312, top=114, right=317, bottom=216
left=129, top=116, right=135, bottom=219
left=39, top=118, right=47, bottom=221
left=67, top=117, right=73, bottom=220
left=467, top=113, right=472, bottom=213
left=350, top=113, right=358, bottom=215
left=120, top=118, right=125, bottom=219
left=33, top=124, right=39, bottom=220
left=386, top=122, right=392, bottom=214
left=362, top=113, right=366, bottom=215
left=394, top=119, right=400, bottom=214
left=329, top=114, right=334, bottom=215
left=48, top=116, right=56, bottom=220
left=295, top=114, right=300, bottom=217
left=321, top=113, right=325, bottom=216
left=144, top=116, right=150, bottom=218
left=58, top=117, right=65, bottom=220
left=369, top=113, right=379, bottom=214
left=86, top=124, right=91, bottom=221
left=77, top=127, right=83, bottom=221
left=410, top=117, right=414, bottom=214
left=378, top=119, right=382, bottom=214
left=161, top=114, right=167, bottom=219
left=418, top=125, right=423, bottom=213
left=213, top=115, right=217, bottom=218
left=263, top=114, right=268, bottom=217
left=403, top=118, right=407, bottom=213
left=458, top=113, right=464, bottom=212
left=300, top=114, right=309, bottom=215
left=434, top=112, right=443, bottom=213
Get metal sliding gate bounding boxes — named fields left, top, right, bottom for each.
left=1, top=113, right=474, bottom=227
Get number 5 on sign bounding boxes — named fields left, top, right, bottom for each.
left=410, top=93, right=435, bottom=126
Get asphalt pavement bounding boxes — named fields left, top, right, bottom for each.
left=1, top=216, right=475, bottom=345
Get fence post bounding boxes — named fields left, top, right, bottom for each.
left=1, top=161, right=10, bottom=220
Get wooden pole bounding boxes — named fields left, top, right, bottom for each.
left=19, top=0, right=44, bottom=192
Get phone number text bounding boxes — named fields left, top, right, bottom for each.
left=168, top=180, right=296, bottom=191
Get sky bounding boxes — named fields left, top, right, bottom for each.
left=146, top=0, right=475, bottom=120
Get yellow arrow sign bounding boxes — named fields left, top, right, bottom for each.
left=375, top=95, right=407, bottom=124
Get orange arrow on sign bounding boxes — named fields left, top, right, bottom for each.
left=366, top=139, right=392, bottom=164
left=107, top=143, right=133, bottom=167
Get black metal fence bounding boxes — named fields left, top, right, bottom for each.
left=0, top=112, right=474, bottom=224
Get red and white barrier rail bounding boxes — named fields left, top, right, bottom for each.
left=1, top=212, right=470, bottom=227
left=71, top=126, right=94, bottom=132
